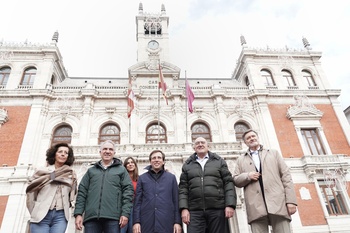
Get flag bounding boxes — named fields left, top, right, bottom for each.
left=127, top=78, right=134, bottom=118
left=158, top=64, right=168, bottom=105
left=186, top=79, right=195, bottom=113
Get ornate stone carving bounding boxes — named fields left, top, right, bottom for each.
left=323, top=168, right=348, bottom=191
left=231, top=97, right=251, bottom=118
left=50, top=96, right=83, bottom=121
left=0, top=51, right=14, bottom=60
left=278, top=54, right=294, bottom=67
left=0, top=108, right=9, bottom=127
left=287, top=95, right=323, bottom=120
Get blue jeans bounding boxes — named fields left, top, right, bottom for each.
left=121, top=207, right=133, bottom=233
left=84, top=218, right=120, bottom=233
left=30, top=209, right=67, bottom=233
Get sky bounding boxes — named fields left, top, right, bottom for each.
left=2, top=0, right=350, bottom=110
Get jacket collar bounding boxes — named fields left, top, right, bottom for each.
left=186, top=151, right=219, bottom=164
left=244, top=144, right=264, bottom=156
left=95, top=158, right=121, bottom=168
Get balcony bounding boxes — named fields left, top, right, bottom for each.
left=72, top=141, right=242, bottom=165
left=301, top=154, right=350, bottom=181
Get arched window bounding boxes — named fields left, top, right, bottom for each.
left=99, top=123, right=120, bottom=144
left=0, top=67, right=11, bottom=86
left=260, top=69, right=275, bottom=86
left=21, top=67, right=36, bottom=85
left=146, top=123, right=167, bottom=143
left=302, top=70, right=316, bottom=87
left=52, top=125, right=72, bottom=145
left=191, top=122, right=211, bottom=142
left=234, top=122, right=250, bottom=141
left=282, top=70, right=296, bottom=87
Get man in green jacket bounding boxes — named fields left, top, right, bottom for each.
left=179, top=137, right=236, bottom=233
left=74, top=140, right=133, bottom=233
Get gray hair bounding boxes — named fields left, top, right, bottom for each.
left=99, top=140, right=116, bottom=152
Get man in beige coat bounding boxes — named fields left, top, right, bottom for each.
left=233, top=129, right=297, bottom=233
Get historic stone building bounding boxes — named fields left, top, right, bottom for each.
left=1, top=3, right=350, bottom=233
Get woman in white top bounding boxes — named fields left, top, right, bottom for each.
left=26, top=143, right=77, bottom=233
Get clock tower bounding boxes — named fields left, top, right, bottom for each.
left=136, top=3, right=170, bottom=64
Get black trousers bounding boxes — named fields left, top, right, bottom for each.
left=187, top=209, right=228, bottom=233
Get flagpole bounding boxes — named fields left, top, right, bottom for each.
left=185, top=70, right=188, bottom=143
left=158, top=60, right=161, bottom=143
left=129, top=116, right=131, bottom=144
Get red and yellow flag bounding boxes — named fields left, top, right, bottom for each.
left=158, top=64, right=168, bottom=105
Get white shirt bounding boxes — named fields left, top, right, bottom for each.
left=250, top=149, right=260, bottom=172
left=196, top=154, right=209, bottom=171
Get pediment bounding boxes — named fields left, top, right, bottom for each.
left=286, top=106, right=323, bottom=120
left=128, top=61, right=180, bottom=76
left=286, top=95, right=324, bottom=120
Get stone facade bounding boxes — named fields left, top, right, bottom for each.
left=0, top=3, right=350, bottom=233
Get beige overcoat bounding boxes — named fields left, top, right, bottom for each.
left=26, top=165, right=77, bottom=223
left=233, top=147, right=297, bottom=224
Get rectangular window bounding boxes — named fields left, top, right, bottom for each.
left=318, top=180, right=349, bottom=215
left=301, top=129, right=326, bottom=155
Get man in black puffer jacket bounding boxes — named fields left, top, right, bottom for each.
left=179, top=137, right=236, bottom=233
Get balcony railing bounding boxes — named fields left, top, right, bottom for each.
left=72, top=142, right=242, bottom=165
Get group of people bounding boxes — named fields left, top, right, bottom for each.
left=26, top=129, right=297, bottom=233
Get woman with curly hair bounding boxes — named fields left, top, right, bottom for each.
left=26, top=143, right=77, bottom=233
left=121, top=157, right=139, bottom=233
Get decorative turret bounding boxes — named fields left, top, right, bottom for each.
left=52, top=31, right=59, bottom=43
left=240, top=35, right=247, bottom=46
left=161, top=4, right=166, bottom=14
left=139, top=2, right=143, bottom=14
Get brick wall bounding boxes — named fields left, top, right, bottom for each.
left=317, top=105, right=350, bottom=155
left=294, top=183, right=327, bottom=226
left=0, top=106, right=31, bottom=166
left=268, top=104, right=304, bottom=158
left=0, top=196, right=9, bottom=229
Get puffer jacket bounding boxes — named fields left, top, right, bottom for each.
left=74, top=158, right=133, bottom=223
left=179, top=151, right=236, bottom=211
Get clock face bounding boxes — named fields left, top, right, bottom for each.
left=148, top=40, right=159, bottom=50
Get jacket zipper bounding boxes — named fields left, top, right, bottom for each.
left=98, top=169, right=106, bottom=219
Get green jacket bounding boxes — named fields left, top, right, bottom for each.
left=179, top=151, right=236, bottom=211
left=74, top=158, right=133, bottom=223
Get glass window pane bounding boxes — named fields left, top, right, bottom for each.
left=282, top=70, right=295, bottom=86
left=191, top=122, right=211, bottom=142
left=0, top=67, right=11, bottom=85
left=21, top=68, right=36, bottom=85
left=234, top=122, right=249, bottom=141
left=52, top=125, right=72, bottom=145
left=302, top=70, right=316, bottom=86
left=146, top=123, right=167, bottom=143
left=99, top=124, right=120, bottom=144
left=261, top=70, right=275, bottom=86
left=301, top=129, right=325, bottom=155
left=318, top=180, right=349, bottom=215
